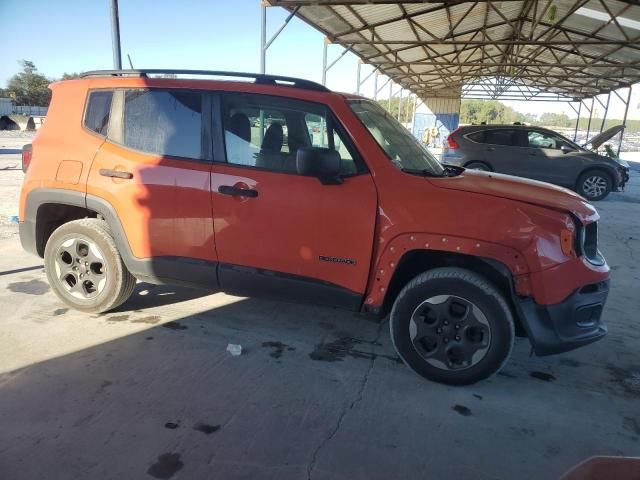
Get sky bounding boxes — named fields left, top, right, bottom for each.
left=0, top=0, right=638, bottom=120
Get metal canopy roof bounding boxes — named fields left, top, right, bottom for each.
left=266, top=0, right=640, bottom=101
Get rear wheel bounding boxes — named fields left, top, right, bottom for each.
left=390, top=268, right=514, bottom=385
left=44, top=219, right=136, bottom=313
left=577, top=169, right=612, bottom=201
left=465, top=161, right=490, bottom=171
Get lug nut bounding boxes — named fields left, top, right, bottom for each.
left=455, top=336, right=461, bottom=341
left=444, top=338, right=449, bottom=343
left=437, top=328, right=442, bottom=334
left=455, top=324, right=460, bottom=329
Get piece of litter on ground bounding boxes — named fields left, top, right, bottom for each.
left=9, top=215, right=19, bottom=223
left=226, top=344, right=242, bottom=356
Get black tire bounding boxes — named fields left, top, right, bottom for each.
left=465, top=161, right=491, bottom=171
left=44, top=219, right=136, bottom=313
left=390, top=267, right=514, bottom=385
left=576, top=169, right=612, bottom=201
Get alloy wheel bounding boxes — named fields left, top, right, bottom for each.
left=582, top=175, right=607, bottom=199
left=53, top=237, right=108, bottom=299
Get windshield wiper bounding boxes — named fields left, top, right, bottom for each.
left=442, top=165, right=463, bottom=177
left=400, top=168, right=444, bottom=177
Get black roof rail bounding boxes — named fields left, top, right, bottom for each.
left=79, top=69, right=330, bottom=92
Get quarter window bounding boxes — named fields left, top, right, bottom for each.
left=222, top=94, right=358, bottom=175
left=123, top=89, right=203, bottom=159
left=85, top=91, right=113, bottom=136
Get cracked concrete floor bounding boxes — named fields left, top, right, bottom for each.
left=0, top=153, right=639, bottom=479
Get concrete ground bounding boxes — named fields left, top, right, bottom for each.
left=0, top=133, right=639, bottom=480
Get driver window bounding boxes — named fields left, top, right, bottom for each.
left=222, top=94, right=359, bottom=175
left=528, top=131, right=568, bottom=150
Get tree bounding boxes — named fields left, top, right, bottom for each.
left=61, top=72, right=81, bottom=80
left=376, top=96, right=415, bottom=123
left=5, top=60, right=52, bottom=106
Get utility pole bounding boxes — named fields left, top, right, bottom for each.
left=110, top=0, right=122, bottom=69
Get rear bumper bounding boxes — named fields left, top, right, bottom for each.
left=19, top=219, right=39, bottom=257
left=515, top=279, right=609, bottom=356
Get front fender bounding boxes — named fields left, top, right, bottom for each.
left=364, top=232, right=530, bottom=308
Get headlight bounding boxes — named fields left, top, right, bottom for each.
left=576, top=220, right=605, bottom=266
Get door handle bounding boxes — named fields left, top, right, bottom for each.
left=218, top=185, right=258, bottom=198
left=99, top=168, right=133, bottom=179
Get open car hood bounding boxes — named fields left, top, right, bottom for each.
left=582, top=125, right=624, bottom=150
left=431, top=169, right=598, bottom=223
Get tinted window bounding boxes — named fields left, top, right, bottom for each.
left=85, top=91, right=113, bottom=136
left=484, top=129, right=518, bottom=146
left=123, top=89, right=202, bottom=159
left=223, top=94, right=358, bottom=175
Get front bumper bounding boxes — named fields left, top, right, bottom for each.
left=515, top=279, right=609, bottom=356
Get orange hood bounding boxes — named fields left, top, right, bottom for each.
left=430, top=170, right=598, bottom=223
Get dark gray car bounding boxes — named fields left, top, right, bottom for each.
left=442, top=124, right=630, bottom=201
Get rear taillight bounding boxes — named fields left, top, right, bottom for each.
left=445, top=135, right=459, bottom=150
left=444, top=128, right=461, bottom=151
left=22, top=144, right=32, bottom=172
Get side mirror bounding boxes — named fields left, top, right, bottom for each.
left=561, top=145, right=575, bottom=154
left=296, top=147, right=342, bottom=185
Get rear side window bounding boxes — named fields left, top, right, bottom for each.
left=123, top=89, right=203, bottom=159
left=85, top=91, right=113, bottom=136
left=483, top=129, right=518, bottom=146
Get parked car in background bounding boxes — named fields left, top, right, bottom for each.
left=442, top=124, right=630, bottom=201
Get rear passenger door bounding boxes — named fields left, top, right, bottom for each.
left=480, top=128, right=524, bottom=176
left=209, top=92, right=377, bottom=309
left=86, top=88, right=217, bottom=285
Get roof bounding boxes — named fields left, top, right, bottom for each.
left=266, top=0, right=640, bottom=102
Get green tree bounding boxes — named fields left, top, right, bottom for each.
left=376, top=96, right=415, bottom=123
left=61, top=72, right=81, bottom=80
left=5, top=60, right=52, bottom=106
left=539, top=112, right=572, bottom=127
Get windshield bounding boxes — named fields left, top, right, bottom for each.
left=348, top=100, right=445, bottom=176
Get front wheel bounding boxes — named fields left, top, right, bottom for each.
left=390, top=268, right=514, bottom=385
left=44, top=219, right=136, bottom=313
left=576, top=169, right=612, bottom=201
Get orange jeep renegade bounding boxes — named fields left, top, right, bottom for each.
left=19, top=70, right=610, bottom=385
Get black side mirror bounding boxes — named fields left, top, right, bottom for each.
left=296, top=147, right=342, bottom=185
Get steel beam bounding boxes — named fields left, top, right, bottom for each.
left=585, top=97, right=595, bottom=143
left=599, top=92, right=611, bottom=134
left=617, top=86, right=632, bottom=156
left=573, top=101, right=582, bottom=142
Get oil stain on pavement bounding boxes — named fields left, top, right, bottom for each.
left=193, top=422, right=221, bottom=434
left=8, top=279, right=49, bottom=295
left=147, top=453, right=184, bottom=479
left=309, top=336, right=401, bottom=364
left=162, top=321, right=188, bottom=330
left=530, top=371, right=556, bottom=382
left=452, top=405, right=472, bottom=416
left=262, top=341, right=295, bottom=359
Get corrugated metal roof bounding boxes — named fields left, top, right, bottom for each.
left=266, top=0, right=640, bottom=101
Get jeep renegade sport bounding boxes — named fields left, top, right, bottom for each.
left=19, top=70, right=610, bottom=385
